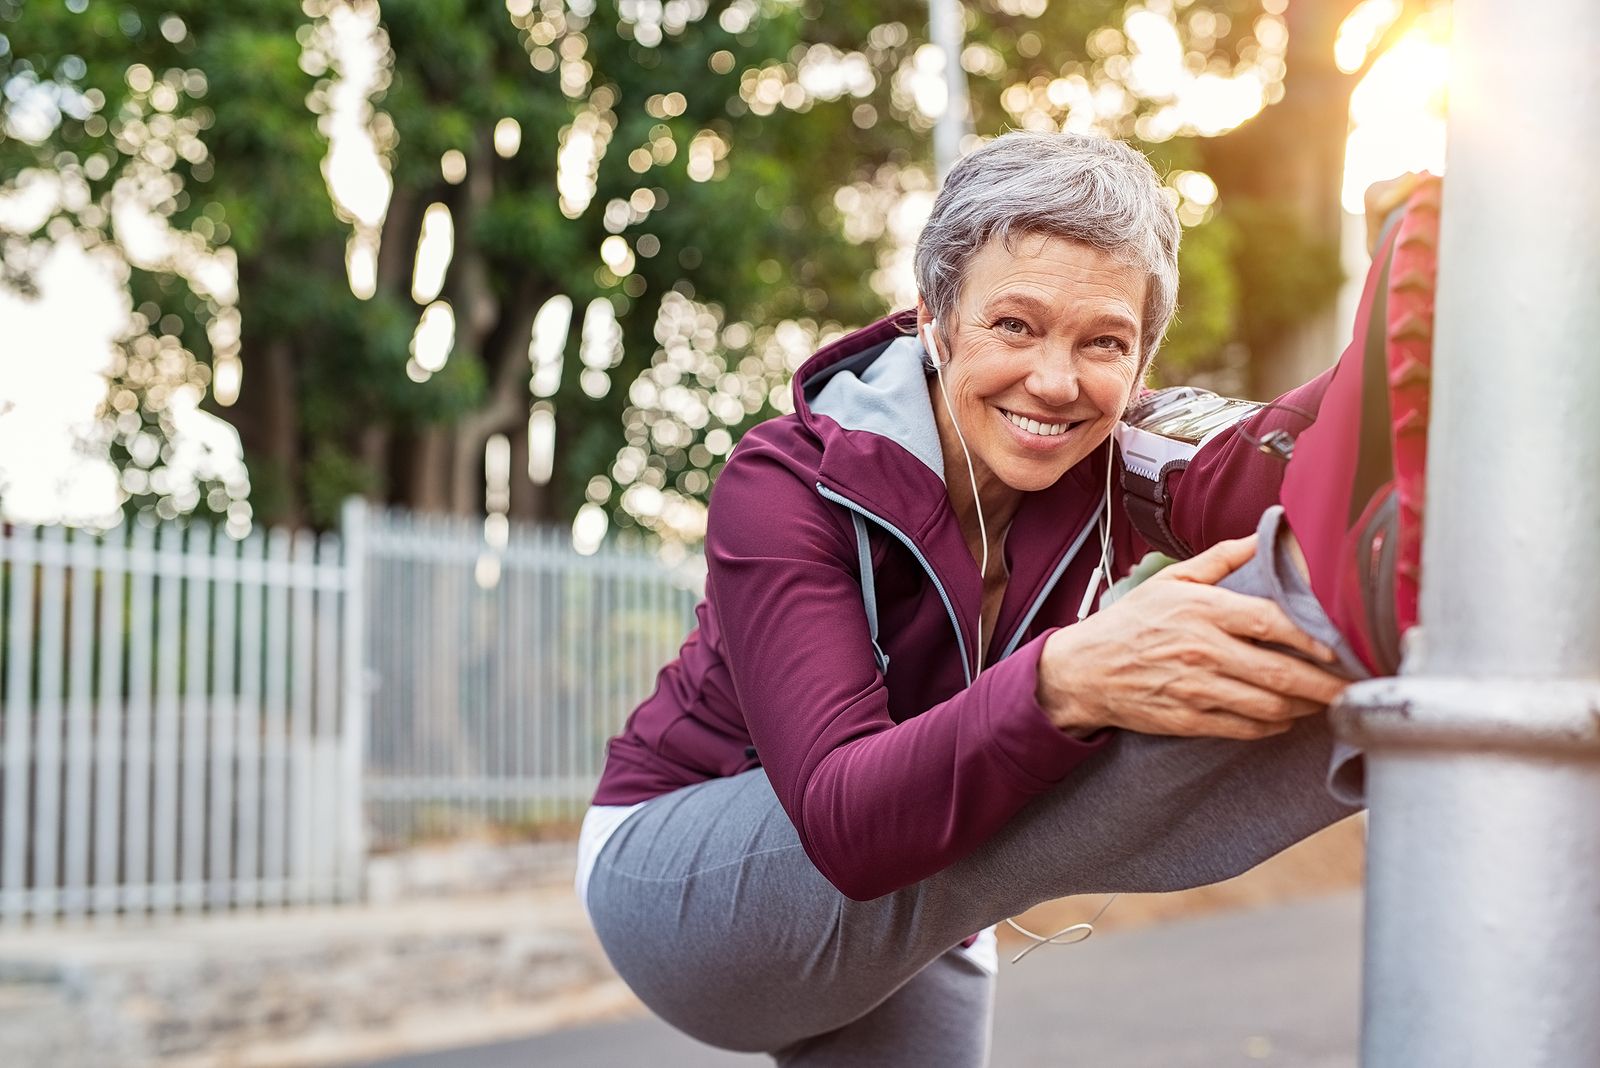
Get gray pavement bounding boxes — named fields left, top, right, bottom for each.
left=363, top=890, right=1362, bottom=1067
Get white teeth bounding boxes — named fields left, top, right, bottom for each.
left=1003, top=410, right=1070, bottom=437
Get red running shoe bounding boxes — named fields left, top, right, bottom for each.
left=1280, top=178, right=1440, bottom=675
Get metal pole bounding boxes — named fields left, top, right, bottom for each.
left=1333, top=2, right=1600, bottom=1065
left=927, top=0, right=972, bottom=179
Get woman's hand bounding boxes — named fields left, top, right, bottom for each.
left=1037, top=534, right=1350, bottom=741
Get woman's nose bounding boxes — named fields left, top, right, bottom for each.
left=1027, top=352, right=1082, bottom=406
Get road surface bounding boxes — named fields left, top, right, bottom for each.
left=364, top=890, right=1362, bottom=1067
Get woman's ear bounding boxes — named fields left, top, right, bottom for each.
left=915, top=297, right=933, bottom=335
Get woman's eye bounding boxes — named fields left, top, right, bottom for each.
left=1091, top=335, right=1131, bottom=354
left=995, top=317, right=1029, bottom=335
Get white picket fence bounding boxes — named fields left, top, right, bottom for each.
left=362, top=508, right=703, bottom=847
left=0, top=517, right=360, bottom=924
left=0, top=501, right=700, bottom=924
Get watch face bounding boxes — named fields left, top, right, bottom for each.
left=1126, top=389, right=1263, bottom=445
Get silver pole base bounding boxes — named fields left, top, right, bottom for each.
left=1334, top=677, right=1600, bottom=1067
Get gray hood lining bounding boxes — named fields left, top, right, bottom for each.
left=804, top=334, right=946, bottom=482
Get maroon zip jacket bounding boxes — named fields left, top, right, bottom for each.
left=592, top=309, right=1333, bottom=901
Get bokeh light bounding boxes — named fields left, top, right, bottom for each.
left=1341, top=7, right=1450, bottom=211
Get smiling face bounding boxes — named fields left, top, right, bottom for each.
left=921, top=232, right=1149, bottom=497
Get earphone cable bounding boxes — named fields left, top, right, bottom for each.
left=924, top=320, right=1120, bottom=959
left=1005, top=893, right=1120, bottom=964
left=925, top=322, right=990, bottom=673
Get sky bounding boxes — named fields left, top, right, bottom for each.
left=0, top=1, right=1450, bottom=532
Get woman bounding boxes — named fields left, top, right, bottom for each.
left=579, top=132, right=1431, bottom=1064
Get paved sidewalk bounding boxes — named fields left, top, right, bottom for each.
left=0, top=880, right=615, bottom=1067
left=365, top=890, right=1363, bottom=1067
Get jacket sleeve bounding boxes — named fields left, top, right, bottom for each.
left=706, top=433, right=1106, bottom=901
left=1160, top=369, right=1338, bottom=552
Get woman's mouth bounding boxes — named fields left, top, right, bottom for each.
left=1000, top=408, right=1085, bottom=441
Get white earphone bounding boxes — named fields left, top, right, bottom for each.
left=921, top=321, right=945, bottom=369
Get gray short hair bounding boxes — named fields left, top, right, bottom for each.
left=913, top=132, right=1180, bottom=369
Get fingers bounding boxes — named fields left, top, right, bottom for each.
left=1116, top=696, right=1311, bottom=741
left=1188, top=673, right=1332, bottom=722
left=1196, top=711, right=1293, bottom=741
left=1160, top=534, right=1257, bottom=586
left=1195, top=585, right=1339, bottom=664
left=1215, top=643, right=1349, bottom=706
left=1153, top=708, right=1294, bottom=741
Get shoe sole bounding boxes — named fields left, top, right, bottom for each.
left=1383, top=179, right=1441, bottom=640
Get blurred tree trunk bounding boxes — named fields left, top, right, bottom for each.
left=358, top=425, right=391, bottom=501
left=230, top=336, right=303, bottom=527
left=409, top=429, right=452, bottom=514
left=1203, top=1, right=1360, bottom=400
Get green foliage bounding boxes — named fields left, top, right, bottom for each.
left=304, top=442, right=378, bottom=529
left=2, top=0, right=1350, bottom=542
left=1154, top=212, right=1240, bottom=384
left=1222, top=197, right=1345, bottom=360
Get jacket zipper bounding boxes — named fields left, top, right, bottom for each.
left=818, top=483, right=1105, bottom=684
left=995, top=500, right=1105, bottom=662
left=816, top=483, right=975, bottom=686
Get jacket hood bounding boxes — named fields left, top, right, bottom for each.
left=806, top=330, right=945, bottom=479
left=789, top=311, right=953, bottom=545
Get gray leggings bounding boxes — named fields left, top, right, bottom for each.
left=585, top=507, right=1366, bottom=1064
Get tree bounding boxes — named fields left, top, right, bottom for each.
left=1201, top=0, right=1425, bottom=398
left=3, top=0, right=1354, bottom=541
left=3, top=0, right=357, bottom=529
left=4, top=0, right=888, bottom=534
